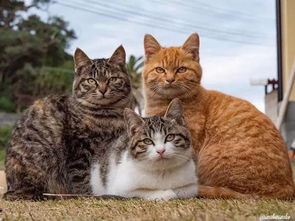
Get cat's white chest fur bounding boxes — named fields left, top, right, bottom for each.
left=107, top=151, right=198, bottom=200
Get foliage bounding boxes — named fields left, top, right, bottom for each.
left=0, top=0, right=76, bottom=112
left=126, top=55, right=144, bottom=113
left=126, top=55, right=144, bottom=89
left=0, top=148, right=5, bottom=169
left=14, top=64, right=73, bottom=97
left=0, top=0, right=52, bottom=29
left=0, top=1, right=144, bottom=113
left=0, top=125, right=12, bottom=150
left=0, top=97, right=16, bottom=113
left=0, top=125, right=12, bottom=168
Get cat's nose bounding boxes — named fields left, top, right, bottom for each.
left=156, top=148, right=166, bottom=156
left=99, top=87, right=107, bottom=95
left=165, top=78, right=175, bottom=84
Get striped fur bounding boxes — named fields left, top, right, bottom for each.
left=4, top=46, right=132, bottom=200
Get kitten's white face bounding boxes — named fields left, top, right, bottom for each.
left=135, top=131, right=192, bottom=170
left=125, top=98, right=192, bottom=171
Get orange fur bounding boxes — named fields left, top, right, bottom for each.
left=143, top=33, right=295, bottom=199
left=198, top=185, right=256, bottom=199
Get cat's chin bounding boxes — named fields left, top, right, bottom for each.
left=76, top=97, right=118, bottom=107
left=152, top=87, right=186, bottom=98
left=138, top=158, right=189, bottom=171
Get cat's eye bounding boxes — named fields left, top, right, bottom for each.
left=165, top=134, right=175, bottom=142
left=109, top=77, right=118, bottom=83
left=143, top=138, right=153, bottom=145
left=177, top=66, right=187, bottom=73
left=155, top=67, right=165, bottom=73
left=87, top=78, right=96, bottom=85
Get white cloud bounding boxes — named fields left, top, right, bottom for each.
left=200, top=44, right=277, bottom=112
left=202, top=45, right=277, bottom=85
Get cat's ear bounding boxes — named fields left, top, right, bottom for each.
left=74, top=48, right=92, bottom=70
left=182, top=33, right=200, bottom=62
left=144, top=34, right=161, bottom=60
left=109, top=45, right=126, bottom=66
left=164, top=98, right=185, bottom=125
left=124, top=108, right=145, bottom=135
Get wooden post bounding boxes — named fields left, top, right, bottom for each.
left=276, top=62, right=295, bottom=130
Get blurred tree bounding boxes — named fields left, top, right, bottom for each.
left=0, top=0, right=26, bottom=28
left=126, top=55, right=143, bottom=89
left=126, top=55, right=144, bottom=114
left=0, top=0, right=76, bottom=112
left=0, top=0, right=51, bottom=28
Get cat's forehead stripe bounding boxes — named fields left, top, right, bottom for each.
left=89, top=59, right=114, bottom=79
left=160, top=49, right=182, bottom=68
left=144, top=116, right=168, bottom=136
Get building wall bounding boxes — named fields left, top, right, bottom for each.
left=281, top=0, right=295, bottom=101
left=280, top=0, right=295, bottom=147
left=265, top=89, right=278, bottom=124
left=281, top=101, right=295, bottom=147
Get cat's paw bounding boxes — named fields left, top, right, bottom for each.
left=146, top=190, right=177, bottom=201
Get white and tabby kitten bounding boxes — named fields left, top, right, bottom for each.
left=90, top=98, right=198, bottom=200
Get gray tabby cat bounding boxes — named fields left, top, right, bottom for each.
left=91, top=99, right=198, bottom=200
left=4, top=45, right=132, bottom=200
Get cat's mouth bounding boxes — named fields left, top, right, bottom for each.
left=162, top=83, right=177, bottom=88
left=155, top=85, right=186, bottom=98
left=156, top=155, right=169, bottom=161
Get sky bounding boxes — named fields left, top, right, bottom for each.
left=32, top=0, right=277, bottom=112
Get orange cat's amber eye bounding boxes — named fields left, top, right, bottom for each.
left=87, top=78, right=96, bottom=85
left=155, top=67, right=165, bottom=73
left=177, top=67, right=187, bottom=73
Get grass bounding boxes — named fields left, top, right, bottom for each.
left=0, top=198, right=294, bottom=221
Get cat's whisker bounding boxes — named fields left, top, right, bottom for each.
left=170, top=154, right=190, bottom=161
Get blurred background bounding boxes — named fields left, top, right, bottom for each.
left=0, top=0, right=294, bottom=168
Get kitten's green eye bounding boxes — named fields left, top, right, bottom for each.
left=109, top=77, right=118, bottom=83
left=177, top=66, right=187, bottom=73
left=155, top=67, right=165, bottom=73
left=87, top=78, right=96, bottom=85
left=165, top=134, right=175, bottom=142
left=143, top=138, right=153, bottom=145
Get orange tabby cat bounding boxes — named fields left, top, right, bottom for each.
left=143, top=33, right=295, bottom=199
